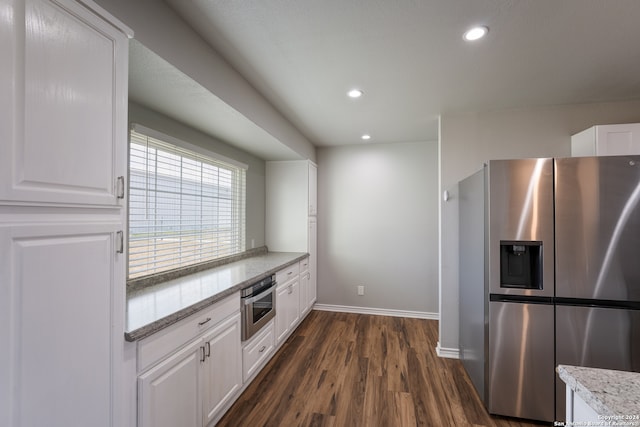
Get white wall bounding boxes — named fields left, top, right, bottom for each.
left=438, top=99, right=640, bottom=355
left=95, top=0, right=316, bottom=162
left=129, top=102, right=266, bottom=250
left=317, top=141, right=439, bottom=315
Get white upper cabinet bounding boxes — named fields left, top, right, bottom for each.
left=266, top=160, right=317, bottom=252
left=0, top=0, right=130, bottom=206
left=571, top=123, right=640, bottom=157
left=308, top=162, right=317, bottom=216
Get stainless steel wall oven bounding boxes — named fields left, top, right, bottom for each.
left=241, top=274, right=276, bottom=341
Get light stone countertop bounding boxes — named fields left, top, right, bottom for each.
left=557, top=365, right=640, bottom=417
left=125, top=251, right=308, bottom=341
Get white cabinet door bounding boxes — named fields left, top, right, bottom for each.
left=202, top=314, right=242, bottom=426
left=309, top=218, right=317, bottom=305
left=595, top=123, right=640, bottom=156
left=571, top=123, right=640, bottom=157
left=276, top=284, right=291, bottom=344
left=288, top=280, right=301, bottom=332
left=275, top=280, right=299, bottom=345
left=0, top=0, right=129, bottom=206
left=308, top=162, right=318, bottom=216
left=300, top=270, right=310, bottom=317
left=0, top=221, right=124, bottom=427
left=265, top=161, right=309, bottom=252
left=138, top=339, right=202, bottom=427
left=299, top=255, right=314, bottom=316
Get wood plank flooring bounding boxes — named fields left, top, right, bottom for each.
left=217, top=311, right=547, bottom=427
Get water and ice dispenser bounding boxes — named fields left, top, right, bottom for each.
left=499, top=241, right=543, bottom=289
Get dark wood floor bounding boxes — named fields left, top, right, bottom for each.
left=218, top=310, right=548, bottom=427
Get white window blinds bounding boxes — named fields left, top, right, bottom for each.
left=128, top=126, right=246, bottom=279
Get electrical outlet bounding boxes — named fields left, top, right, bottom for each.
left=357, top=285, right=365, bottom=296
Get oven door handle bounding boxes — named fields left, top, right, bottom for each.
left=242, top=285, right=276, bottom=306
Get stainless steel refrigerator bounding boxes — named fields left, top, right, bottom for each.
left=459, top=156, right=640, bottom=423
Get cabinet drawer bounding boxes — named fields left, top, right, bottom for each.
left=242, top=321, right=274, bottom=382
left=276, top=263, right=300, bottom=285
left=299, top=257, right=310, bottom=273
left=138, top=292, right=240, bottom=372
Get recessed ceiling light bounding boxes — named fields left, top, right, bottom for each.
left=361, top=134, right=371, bottom=140
left=463, top=26, right=489, bottom=41
left=348, top=89, right=364, bottom=98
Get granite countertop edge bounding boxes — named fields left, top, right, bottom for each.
left=557, top=364, right=640, bottom=417
left=124, top=252, right=308, bottom=342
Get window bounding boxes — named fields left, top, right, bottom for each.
left=128, top=125, right=246, bottom=279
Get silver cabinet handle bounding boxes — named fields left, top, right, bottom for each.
left=116, top=231, right=124, bottom=254
left=116, top=176, right=125, bottom=199
left=200, top=346, right=206, bottom=363
left=205, top=342, right=211, bottom=358
left=198, top=317, right=211, bottom=326
left=288, top=285, right=293, bottom=295
left=287, top=271, right=293, bottom=276
left=259, top=345, right=266, bottom=353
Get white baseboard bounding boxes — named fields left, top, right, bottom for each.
left=313, top=303, right=438, bottom=320
left=436, top=341, right=460, bottom=359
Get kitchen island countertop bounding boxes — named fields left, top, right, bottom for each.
left=557, top=364, right=640, bottom=418
left=125, top=251, right=308, bottom=341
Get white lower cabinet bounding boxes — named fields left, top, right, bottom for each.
left=136, top=260, right=316, bottom=426
left=137, top=296, right=242, bottom=427
left=300, top=269, right=310, bottom=317
left=138, top=339, right=202, bottom=427
left=203, top=315, right=243, bottom=425
left=275, top=258, right=315, bottom=346
left=308, top=219, right=317, bottom=305
left=565, top=386, right=599, bottom=423
left=299, top=255, right=314, bottom=317
left=276, top=274, right=300, bottom=345
left=242, top=321, right=275, bottom=382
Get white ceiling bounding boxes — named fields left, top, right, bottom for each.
left=137, top=0, right=640, bottom=152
